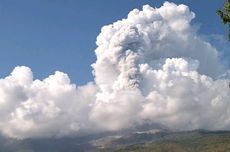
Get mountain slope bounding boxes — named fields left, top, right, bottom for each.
left=112, top=130, right=230, bottom=152
left=0, top=130, right=230, bottom=152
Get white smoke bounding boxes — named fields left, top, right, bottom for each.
left=0, top=2, right=229, bottom=138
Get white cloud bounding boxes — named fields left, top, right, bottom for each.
left=0, top=67, right=98, bottom=138
left=0, top=1, right=229, bottom=138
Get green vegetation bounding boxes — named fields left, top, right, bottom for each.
left=1, top=130, right=230, bottom=151
left=113, top=131, right=230, bottom=152
left=217, top=0, right=230, bottom=40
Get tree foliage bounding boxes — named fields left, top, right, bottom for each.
left=217, top=0, right=230, bottom=40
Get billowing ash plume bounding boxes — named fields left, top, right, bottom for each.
left=0, top=2, right=229, bottom=138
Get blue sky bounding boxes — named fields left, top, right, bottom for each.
left=0, top=0, right=227, bottom=85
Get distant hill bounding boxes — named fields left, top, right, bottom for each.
left=111, top=130, right=230, bottom=152
left=1, top=129, right=230, bottom=152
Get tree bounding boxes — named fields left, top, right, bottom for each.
left=217, top=0, right=230, bottom=40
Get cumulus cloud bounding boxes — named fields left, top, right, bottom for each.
left=0, top=67, right=98, bottom=138
left=0, top=1, right=229, bottom=138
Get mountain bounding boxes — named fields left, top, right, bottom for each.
left=112, top=130, right=230, bottom=152
left=0, top=127, right=230, bottom=152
